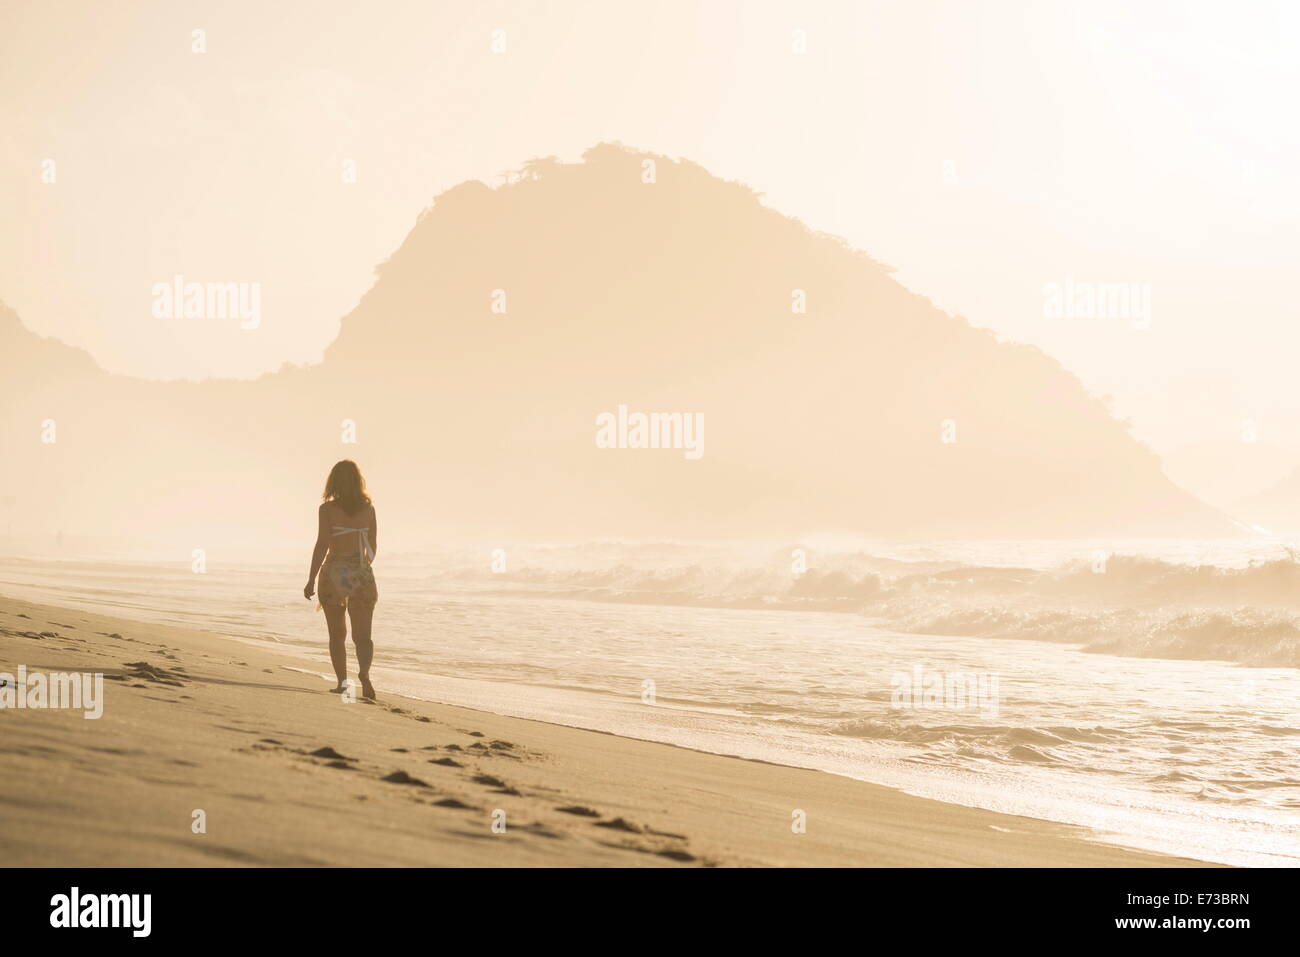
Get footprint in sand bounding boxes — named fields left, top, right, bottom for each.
left=587, top=815, right=686, bottom=841
left=429, top=757, right=463, bottom=767
left=431, top=798, right=476, bottom=810
left=519, top=822, right=563, bottom=839
left=462, top=742, right=525, bottom=761
left=595, top=831, right=699, bottom=864
left=471, top=773, right=520, bottom=796
left=381, top=770, right=430, bottom=787
left=123, top=661, right=186, bottom=688
left=584, top=817, right=698, bottom=863
left=655, top=848, right=696, bottom=862
left=594, top=817, right=642, bottom=833
left=646, top=826, right=688, bottom=840
left=556, top=805, right=601, bottom=818
left=308, top=746, right=356, bottom=761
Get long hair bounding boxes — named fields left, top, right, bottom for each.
left=322, top=460, right=372, bottom=515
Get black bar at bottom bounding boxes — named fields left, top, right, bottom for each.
left=0, top=866, right=1281, bottom=942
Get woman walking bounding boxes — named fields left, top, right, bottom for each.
left=305, top=459, right=378, bottom=699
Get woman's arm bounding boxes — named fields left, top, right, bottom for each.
left=369, top=505, right=378, bottom=561
left=304, top=504, right=329, bottom=599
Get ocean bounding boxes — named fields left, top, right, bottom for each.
left=2, top=537, right=1298, bottom=866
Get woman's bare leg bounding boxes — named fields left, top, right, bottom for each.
left=348, top=600, right=376, bottom=698
left=323, top=602, right=349, bottom=689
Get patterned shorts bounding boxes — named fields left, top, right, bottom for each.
left=317, top=557, right=378, bottom=610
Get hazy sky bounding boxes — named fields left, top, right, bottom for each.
left=3, top=0, right=1297, bottom=457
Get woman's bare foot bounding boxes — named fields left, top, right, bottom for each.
left=329, top=678, right=352, bottom=694
left=360, top=678, right=376, bottom=700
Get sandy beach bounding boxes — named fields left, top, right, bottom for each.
left=0, top=594, right=1216, bottom=868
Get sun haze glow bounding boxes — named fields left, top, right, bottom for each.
left=1, top=0, right=1297, bottom=486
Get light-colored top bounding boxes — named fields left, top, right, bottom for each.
left=331, top=526, right=374, bottom=564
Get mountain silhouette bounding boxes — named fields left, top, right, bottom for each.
left=0, top=144, right=1232, bottom=553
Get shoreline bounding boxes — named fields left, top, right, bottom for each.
left=0, top=593, right=1217, bottom=867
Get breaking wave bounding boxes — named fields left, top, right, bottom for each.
left=425, top=541, right=1300, bottom=668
